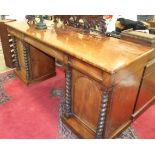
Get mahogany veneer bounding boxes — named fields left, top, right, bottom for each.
left=6, top=21, right=155, bottom=138
left=133, top=58, right=155, bottom=118
left=14, top=39, right=56, bottom=84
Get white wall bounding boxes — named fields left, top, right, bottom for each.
left=6, top=14, right=26, bottom=21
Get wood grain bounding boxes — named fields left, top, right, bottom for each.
left=6, top=21, right=153, bottom=73
left=134, top=59, right=155, bottom=116
left=72, top=69, right=102, bottom=131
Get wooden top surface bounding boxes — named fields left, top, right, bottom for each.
left=121, top=29, right=155, bottom=40
left=6, top=21, right=154, bottom=73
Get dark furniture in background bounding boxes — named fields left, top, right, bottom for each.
left=0, top=19, right=16, bottom=68
left=137, top=15, right=154, bottom=21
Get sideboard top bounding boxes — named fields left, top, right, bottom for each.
left=6, top=21, right=154, bottom=73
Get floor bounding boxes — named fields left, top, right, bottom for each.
left=0, top=39, right=10, bottom=72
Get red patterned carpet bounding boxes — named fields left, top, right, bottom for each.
left=0, top=68, right=65, bottom=138
left=0, top=67, right=154, bottom=138
left=132, top=104, right=155, bottom=139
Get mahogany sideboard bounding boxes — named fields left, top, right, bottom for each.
left=6, top=21, right=155, bottom=138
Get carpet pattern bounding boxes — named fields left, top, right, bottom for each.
left=0, top=69, right=62, bottom=138
left=0, top=70, right=16, bottom=105
left=117, top=127, right=138, bottom=139
left=0, top=40, right=9, bottom=72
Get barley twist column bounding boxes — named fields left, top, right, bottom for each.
left=64, top=61, right=72, bottom=118
left=23, top=43, right=31, bottom=81
left=12, top=36, right=20, bottom=70
left=95, top=89, right=109, bottom=138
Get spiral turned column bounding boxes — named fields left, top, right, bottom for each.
left=23, top=43, right=31, bottom=81
left=8, top=34, right=15, bottom=67
left=64, top=61, right=72, bottom=118
left=95, top=89, right=110, bottom=139
left=11, top=36, right=20, bottom=70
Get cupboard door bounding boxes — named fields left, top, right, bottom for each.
left=72, top=69, right=102, bottom=131
left=14, top=39, right=56, bottom=84
left=29, top=45, right=56, bottom=81
left=134, top=59, right=155, bottom=115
